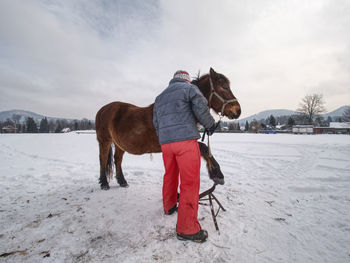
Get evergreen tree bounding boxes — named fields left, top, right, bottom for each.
left=287, top=117, right=295, bottom=126
left=249, top=119, right=259, bottom=132
left=245, top=121, right=249, bottom=132
left=5, top=118, right=14, bottom=126
left=269, top=115, right=276, bottom=128
left=74, top=121, right=78, bottom=131
left=336, top=117, right=342, bottom=122
left=315, top=116, right=326, bottom=127
left=48, top=120, right=56, bottom=133
left=39, top=118, right=49, bottom=133
left=326, top=116, right=332, bottom=125
left=228, top=123, right=235, bottom=131
left=237, top=123, right=241, bottom=131
left=55, top=120, right=62, bottom=133
left=80, top=118, right=89, bottom=130
left=26, top=117, right=38, bottom=133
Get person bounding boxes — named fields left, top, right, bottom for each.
left=153, top=70, right=217, bottom=243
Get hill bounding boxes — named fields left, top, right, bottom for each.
left=237, top=109, right=298, bottom=124
left=322, top=105, right=350, bottom=119
left=0, top=109, right=79, bottom=123
left=0, top=109, right=45, bottom=123
left=237, top=105, right=349, bottom=124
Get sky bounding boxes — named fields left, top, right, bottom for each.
left=0, top=0, right=349, bottom=120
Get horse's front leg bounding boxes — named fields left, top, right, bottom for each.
left=198, top=141, right=224, bottom=185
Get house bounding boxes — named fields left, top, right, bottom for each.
left=61, top=127, right=71, bottom=133
left=276, top=124, right=288, bottom=130
left=330, top=122, right=350, bottom=129
left=292, top=125, right=313, bottom=134
left=313, top=122, right=350, bottom=134
left=2, top=125, right=18, bottom=133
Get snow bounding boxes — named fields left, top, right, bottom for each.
left=1, top=133, right=350, bottom=262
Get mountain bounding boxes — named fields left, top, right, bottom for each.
left=322, top=105, right=349, bottom=119
left=237, top=105, right=349, bottom=124
left=0, top=109, right=75, bottom=123
left=0, top=110, right=45, bottom=123
left=237, top=109, right=298, bottom=124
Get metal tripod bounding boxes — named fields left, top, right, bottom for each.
left=199, top=183, right=226, bottom=232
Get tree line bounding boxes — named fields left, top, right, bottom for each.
left=236, top=113, right=348, bottom=133
left=0, top=116, right=94, bottom=133
left=222, top=94, right=349, bottom=133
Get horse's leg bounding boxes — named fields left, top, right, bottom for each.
left=114, top=145, right=128, bottom=187
left=98, top=141, right=113, bottom=190
left=198, top=141, right=224, bottom=185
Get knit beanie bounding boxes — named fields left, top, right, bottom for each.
left=173, top=70, right=191, bottom=82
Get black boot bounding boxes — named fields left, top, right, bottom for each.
left=167, top=205, right=178, bottom=215
left=177, top=229, right=208, bottom=243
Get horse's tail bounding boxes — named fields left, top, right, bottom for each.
left=106, top=145, right=114, bottom=181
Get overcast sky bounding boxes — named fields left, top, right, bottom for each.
left=1, top=0, right=349, bottom=120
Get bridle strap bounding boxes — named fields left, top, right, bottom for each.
left=208, top=76, right=237, bottom=115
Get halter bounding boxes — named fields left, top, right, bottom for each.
left=202, top=75, right=238, bottom=158
left=208, top=76, right=237, bottom=117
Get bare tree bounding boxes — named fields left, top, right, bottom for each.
left=343, top=107, right=350, bottom=122
left=297, top=94, right=326, bottom=124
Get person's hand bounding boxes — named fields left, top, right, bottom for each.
left=207, top=122, right=219, bottom=136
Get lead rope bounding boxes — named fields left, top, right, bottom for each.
left=207, top=131, right=212, bottom=157
left=201, top=119, right=222, bottom=157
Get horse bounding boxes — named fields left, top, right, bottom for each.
left=95, top=67, right=241, bottom=190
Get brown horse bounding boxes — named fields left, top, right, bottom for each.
left=95, top=68, right=241, bottom=190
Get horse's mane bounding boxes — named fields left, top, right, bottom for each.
left=191, top=72, right=230, bottom=86
left=191, top=73, right=209, bottom=86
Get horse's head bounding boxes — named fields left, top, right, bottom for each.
left=192, top=67, right=241, bottom=119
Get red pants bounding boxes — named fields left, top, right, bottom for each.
left=161, top=139, right=201, bottom=235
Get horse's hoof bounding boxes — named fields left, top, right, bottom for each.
left=101, top=184, right=110, bottom=190
left=119, top=183, right=129, bottom=188
left=213, top=178, right=225, bottom=185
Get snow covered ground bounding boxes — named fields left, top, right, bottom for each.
left=0, top=133, right=349, bottom=263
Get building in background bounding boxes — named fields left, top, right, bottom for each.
left=313, top=122, right=350, bottom=134
left=292, top=125, right=314, bottom=134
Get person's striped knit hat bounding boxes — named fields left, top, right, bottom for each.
left=173, top=70, right=191, bottom=82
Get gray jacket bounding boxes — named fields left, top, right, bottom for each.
left=153, top=78, right=215, bottom=145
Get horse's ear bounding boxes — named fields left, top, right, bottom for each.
left=210, top=67, right=219, bottom=79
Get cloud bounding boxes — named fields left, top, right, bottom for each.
left=0, top=0, right=349, bottom=119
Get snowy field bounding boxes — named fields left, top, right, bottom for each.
left=0, top=133, right=349, bottom=263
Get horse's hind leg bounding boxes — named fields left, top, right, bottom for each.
left=114, top=145, right=128, bottom=187
left=198, top=141, right=224, bottom=185
left=98, top=140, right=113, bottom=190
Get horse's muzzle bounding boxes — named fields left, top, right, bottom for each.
left=229, top=109, right=241, bottom=119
